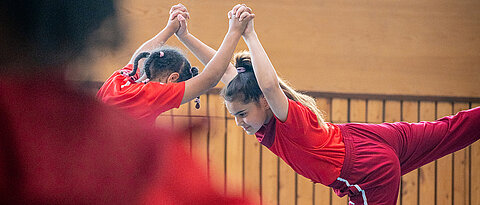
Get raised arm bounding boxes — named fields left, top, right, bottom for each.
left=172, top=4, right=237, bottom=85
left=127, top=7, right=188, bottom=65
left=238, top=5, right=289, bottom=122
left=181, top=5, right=254, bottom=104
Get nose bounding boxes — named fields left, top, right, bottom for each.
left=234, top=116, right=243, bottom=126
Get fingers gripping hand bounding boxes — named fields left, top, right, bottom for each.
left=167, top=4, right=190, bottom=36
left=169, top=4, right=190, bottom=20
left=169, top=3, right=188, bottom=15
left=176, top=14, right=188, bottom=37
left=228, top=4, right=254, bottom=35
left=235, top=4, right=252, bottom=21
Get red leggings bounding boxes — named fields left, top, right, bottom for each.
left=329, top=106, right=480, bottom=205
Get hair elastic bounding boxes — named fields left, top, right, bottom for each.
left=194, top=97, right=200, bottom=109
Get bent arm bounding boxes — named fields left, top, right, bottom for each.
left=127, top=8, right=187, bottom=65
left=181, top=31, right=242, bottom=104
left=243, top=31, right=289, bottom=121
left=177, top=33, right=237, bottom=85
left=128, top=25, right=177, bottom=65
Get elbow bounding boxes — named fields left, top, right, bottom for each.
left=204, top=74, right=223, bottom=90
left=259, top=79, right=279, bottom=94
left=207, top=81, right=218, bottom=90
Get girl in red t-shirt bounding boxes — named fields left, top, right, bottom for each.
left=220, top=5, right=480, bottom=204
left=97, top=4, right=254, bottom=126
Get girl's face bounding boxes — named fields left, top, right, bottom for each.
left=225, top=98, right=273, bottom=135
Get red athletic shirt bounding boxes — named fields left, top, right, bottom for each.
left=255, top=99, right=345, bottom=185
left=96, top=64, right=185, bottom=126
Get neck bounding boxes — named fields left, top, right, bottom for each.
left=264, top=109, right=274, bottom=125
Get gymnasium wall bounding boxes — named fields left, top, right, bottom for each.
left=73, top=0, right=480, bottom=98
left=76, top=0, right=480, bottom=204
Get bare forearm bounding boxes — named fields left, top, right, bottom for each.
left=181, top=31, right=242, bottom=104
left=243, top=30, right=289, bottom=121
left=200, top=31, right=241, bottom=87
left=177, top=33, right=216, bottom=65
left=243, top=32, right=279, bottom=91
left=178, top=33, right=237, bottom=84
left=129, top=28, right=175, bottom=64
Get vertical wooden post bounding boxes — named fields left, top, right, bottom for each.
left=436, top=102, right=453, bottom=205
left=418, top=101, right=436, bottom=205
left=314, top=97, right=333, bottom=205
left=331, top=98, right=349, bottom=205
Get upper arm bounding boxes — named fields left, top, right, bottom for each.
left=182, top=62, right=237, bottom=104
left=181, top=72, right=215, bottom=104
left=178, top=33, right=237, bottom=86
left=139, top=82, right=185, bottom=116
left=221, top=64, right=238, bottom=85
left=128, top=47, right=151, bottom=65
left=263, top=84, right=289, bottom=122
left=128, top=51, right=141, bottom=65
left=127, top=30, right=172, bottom=65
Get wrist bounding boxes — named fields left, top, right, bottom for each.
left=163, top=23, right=178, bottom=37
left=226, top=30, right=242, bottom=38
left=161, top=28, right=175, bottom=39
left=175, top=32, right=190, bottom=41
left=242, top=31, right=256, bottom=41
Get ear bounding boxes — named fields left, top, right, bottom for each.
left=167, top=72, right=180, bottom=83
left=259, top=97, right=270, bottom=110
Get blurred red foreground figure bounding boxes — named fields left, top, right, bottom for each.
left=0, top=0, right=252, bottom=204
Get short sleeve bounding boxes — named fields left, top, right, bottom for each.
left=96, top=65, right=186, bottom=124
left=141, top=81, right=186, bottom=116
left=122, top=64, right=134, bottom=72
left=275, top=99, right=319, bottom=139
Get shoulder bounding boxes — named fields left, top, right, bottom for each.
left=100, top=64, right=135, bottom=86
left=119, top=64, right=134, bottom=72
left=286, top=99, right=315, bottom=118
left=274, top=99, right=317, bottom=130
left=143, top=81, right=186, bottom=91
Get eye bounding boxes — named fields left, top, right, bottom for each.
left=238, top=112, right=247, bottom=118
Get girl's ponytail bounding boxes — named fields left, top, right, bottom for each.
left=234, top=51, right=254, bottom=72
left=222, top=51, right=328, bottom=130
left=278, top=78, right=328, bottom=129
left=131, top=52, right=150, bottom=77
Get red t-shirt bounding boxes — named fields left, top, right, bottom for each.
left=255, top=99, right=345, bottom=185
left=96, top=64, right=185, bottom=126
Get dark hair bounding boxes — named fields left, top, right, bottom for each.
left=220, top=52, right=263, bottom=104
left=130, top=47, right=200, bottom=109
left=0, top=0, right=120, bottom=67
left=221, top=51, right=328, bottom=129
left=130, top=47, right=190, bottom=81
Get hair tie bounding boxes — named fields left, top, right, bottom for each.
left=127, top=77, right=136, bottom=83
left=159, top=51, right=164, bottom=57
left=236, top=67, right=246, bottom=73
left=194, top=97, right=200, bottom=109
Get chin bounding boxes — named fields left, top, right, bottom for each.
left=246, top=128, right=259, bottom=135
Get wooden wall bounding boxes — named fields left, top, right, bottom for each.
left=75, top=0, right=480, bottom=204
left=157, top=91, right=480, bottom=205
left=72, top=0, right=480, bottom=98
